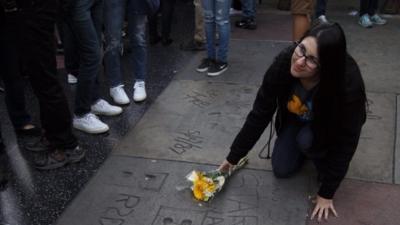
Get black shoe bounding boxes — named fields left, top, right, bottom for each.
left=65, top=146, right=86, bottom=163
left=235, top=18, right=257, bottom=30
left=161, top=37, right=173, bottom=46
left=34, top=150, right=68, bottom=170
left=15, top=126, right=42, bottom=137
left=34, top=145, right=85, bottom=170
left=180, top=40, right=206, bottom=51
left=24, top=136, right=50, bottom=152
left=207, top=61, right=228, bottom=76
left=196, top=58, right=214, bottom=73
left=149, top=35, right=161, bottom=45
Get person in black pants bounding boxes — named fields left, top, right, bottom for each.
left=0, top=130, right=8, bottom=190
left=148, top=0, right=176, bottom=46
left=0, top=0, right=85, bottom=170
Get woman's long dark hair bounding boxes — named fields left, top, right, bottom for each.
left=300, top=23, right=348, bottom=140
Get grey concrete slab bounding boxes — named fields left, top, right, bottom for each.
left=348, top=93, right=396, bottom=183
left=330, top=14, right=400, bottom=93
left=395, top=95, right=400, bottom=184
left=114, top=80, right=275, bottom=171
left=56, top=156, right=312, bottom=225
left=307, top=179, right=400, bottom=225
left=173, top=40, right=291, bottom=86
left=114, top=79, right=396, bottom=182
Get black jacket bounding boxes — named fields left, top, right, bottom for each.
left=227, top=44, right=367, bottom=199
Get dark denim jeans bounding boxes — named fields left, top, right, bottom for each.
left=65, top=0, right=103, bottom=116
left=271, top=122, right=313, bottom=178
left=241, top=0, right=256, bottom=19
left=360, top=0, right=378, bottom=16
left=61, top=20, right=80, bottom=76
left=148, top=0, right=176, bottom=40
left=315, top=0, right=327, bottom=17
left=202, top=0, right=231, bottom=63
left=104, top=0, right=147, bottom=87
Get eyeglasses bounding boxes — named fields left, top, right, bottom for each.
left=294, top=43, right=320, bottom=69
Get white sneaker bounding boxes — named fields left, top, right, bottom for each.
left=318, top=15, right=329, bottom=23
left=110, top=85, right=130, bottom=105
left=73, top=113, right=109, bottom=134
left=133, top=81, right=147, bottom=102
left=91, top=99, right=122, bottom=116
left=67, top=74, right=78, bottom=84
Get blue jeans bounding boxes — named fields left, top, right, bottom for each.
left=202, top=0, right=231, bottom=63
left=360, top=0, right=378, bottom=16
left=241, top=0, right=256, bottom=19
left=66, top=0, right=103, bottom=116
left=271, top=122, right=313, bottom=178
left=104, top=0, right=147, bottom=87
left=315, top=0, right=327, bottom=18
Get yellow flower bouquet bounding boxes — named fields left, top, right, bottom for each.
left=186, top=157, right=248, bottom=202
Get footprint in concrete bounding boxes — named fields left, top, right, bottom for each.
left=163, top=217, right=174, bottom=225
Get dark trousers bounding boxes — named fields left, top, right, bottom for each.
left=148, top=0, right=176, bottom=39
left=271, top=122, right=314, bottom=178
left=64, top=0, right=103, bottom=116
left=315, top=0, right=327, bottom=17
left=0, top=14, right=31, bottom=129
left=0, top=1, right=77, bottom=150
left=360, top=0, right=379, bottom=16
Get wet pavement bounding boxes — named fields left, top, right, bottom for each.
left=1, top=0, right=400, bottom=225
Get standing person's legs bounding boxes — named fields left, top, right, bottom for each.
left=69, top=0, right=102, bottom=116
left=104, top=0, right=126, bottom=88
left=368, top=0, right=379, bottom=15
left=0, top=16, right=33, bottom=132
left=20, top=1, right=83, bottom=169
left=62, top=20, right=80, bottom=83
left=315, top=0, right=327, bottom=18
left=126, top=6, right=148, bottom=102
left=360, top=0, right=370, bottom=16
left=104, top=0, right=131, bottom=105
left=215, top=0, right=231, bottom=64
left=194, top=0, right=206, bottom=44
left=236, top=0, right=257, bottom=29
left=202, top=0, right=216, bottom=60
left=161, top=0, right=176, bottom=45
left=291, top=0, right=314, bottom=41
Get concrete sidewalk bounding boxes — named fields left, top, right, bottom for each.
left=55, top=1, right=400, bottom=225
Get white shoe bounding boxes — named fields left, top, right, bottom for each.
left=73, top=113, right=109, bottom=134
left=91, top=99, right=122, bottom=116
left=318, top=15, right=329, bottom=23
left=67, top=74, right=78, bottom=84
left=110, top=85, right=130, bottom=105
left=133, top=81, right=147, bottom=102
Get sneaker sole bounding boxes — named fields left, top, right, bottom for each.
left=133, top=96, right=147, bottom=102
left=91, top=109, right=123, bottom=116
left=358, top=21, right=373, bottom=28
left=207, top=67, right=228, bottom=77
left=73, top=125, right=110, bottom=134
left=196, top=67, right=209, bottom=73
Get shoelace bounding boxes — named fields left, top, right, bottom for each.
left=135, top=82, right=145, bottom=89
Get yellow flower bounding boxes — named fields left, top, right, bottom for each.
left=192, top=172, right=216, bottom=201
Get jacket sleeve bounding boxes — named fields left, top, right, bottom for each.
left=318, top=96, right=366, bottom=199
left=226, top=52, right=288, bottom=165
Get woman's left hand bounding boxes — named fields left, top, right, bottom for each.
left=310, top=195, right=338, bottom=222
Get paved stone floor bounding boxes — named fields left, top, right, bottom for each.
left=1, top=0, right=400, bottom=225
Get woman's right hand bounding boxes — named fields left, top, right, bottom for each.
left=218, top=159, right=234, bottom=173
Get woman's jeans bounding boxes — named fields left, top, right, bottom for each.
left=271, top=122, right=314, bottom=178
left=65, top=0, right=103, bottom=116
left=104, top=0, right=147, bottom=88
left=202, top=0, right=231, bottom=63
